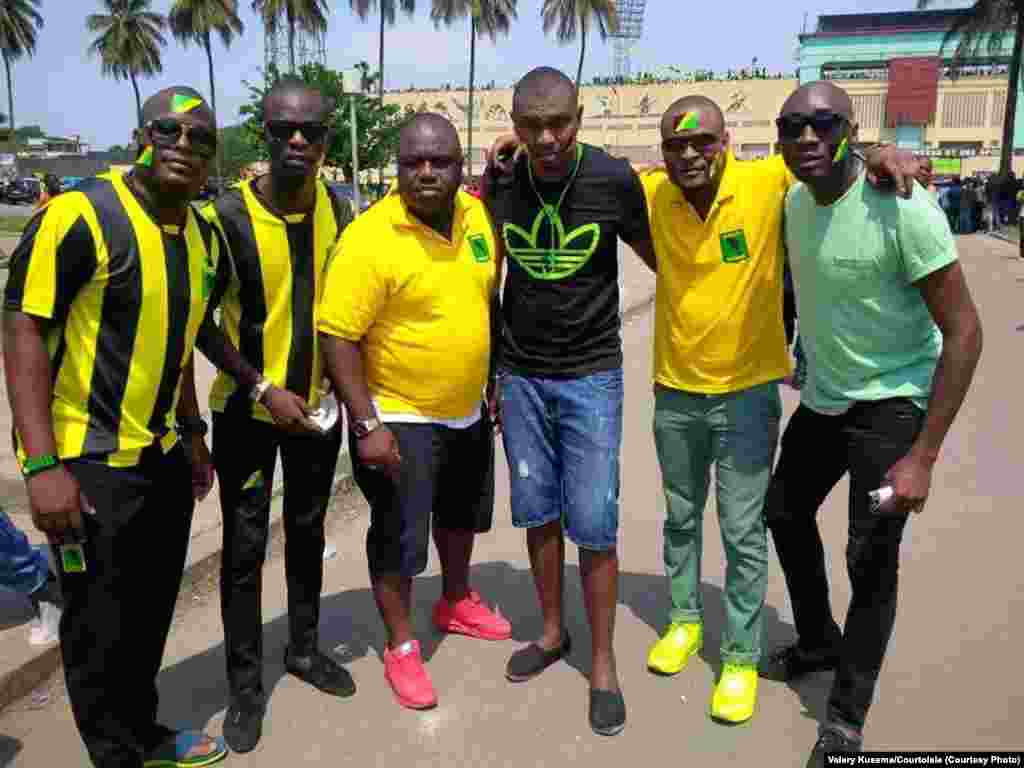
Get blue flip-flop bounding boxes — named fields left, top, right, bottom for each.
left=143, top=730, right=228, bottom=768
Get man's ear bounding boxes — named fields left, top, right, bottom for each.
left=722, top=130, right=731, bottom=151
left=850, top=121, right=859, bottom=142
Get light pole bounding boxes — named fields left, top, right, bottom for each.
left=342, top=67, right=365, bottom=215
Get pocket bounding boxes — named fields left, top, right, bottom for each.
left=585, top=368, right=624, bottom=394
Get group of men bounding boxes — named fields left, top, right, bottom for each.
left=2, top=63, right=982, bottom=768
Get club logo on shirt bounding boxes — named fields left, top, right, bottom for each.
left=202, top=253, right=217, bottom=299
left=468, top=233, right=491, bottom=263
left=502, top=207, right=600, bottom=280
left=720, top=229, right=750, bottom=263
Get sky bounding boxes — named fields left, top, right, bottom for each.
left=8, top=0, right=968, bottom=149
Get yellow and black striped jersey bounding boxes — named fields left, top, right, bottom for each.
left=202, top=178, right=352, bottom=422
left=4, top=170, right=229, bottom=467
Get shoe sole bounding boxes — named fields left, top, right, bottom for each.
left=647, top=646, right=701, bottom=676
left=591, top=721, right=626, bottom=737
left=433, top=617, right=511, bottom=642
left=143, top=749, right=228, bottom=768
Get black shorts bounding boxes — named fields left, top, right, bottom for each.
left=350, top=410, right=495, bottom=577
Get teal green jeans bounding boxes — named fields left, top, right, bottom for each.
left=653, top=381, right=781, bottom=665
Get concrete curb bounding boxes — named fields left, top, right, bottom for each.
left=0, top=286, right=658, bottom=715
left=0, top=455, right=354, bottom=715
left=988, top=230, right=1019, bottom=245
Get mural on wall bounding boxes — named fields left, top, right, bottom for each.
left=726, top=90, right=749, bottom=113
left=453, top=95, right=486, bottom=121
left=637, top=94, right=656, bottom=115
left=485, top=104, right=510, bottom=122
left=432, top=101, right=451, bottom=117
left=593, top=93, right=614, bottom=117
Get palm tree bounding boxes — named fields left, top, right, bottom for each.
left=0, top=0, right=43, bottom=146
left=252, top=0, right=328, bottom=74
left=431, top=0, right=517, bottom=177
left=918, top=0, right=1023, bottom=176
left=350, top=0, right=414, bottom=106
left=87, top=0, right=167, bottom=130
left=169, top=0, right=243, bottom=179
left=541, top=0, right=618, bottom=91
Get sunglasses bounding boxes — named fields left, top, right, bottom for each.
left=147, top=118, right=217, bottom=159
left=661, top=135, right=722, bottom=156
left=775, top=111, right=847, bottom=142
left=265, top=121, right=330, bottom=144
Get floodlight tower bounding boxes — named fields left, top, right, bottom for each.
left=609, top=0, right=646, bottom=79
left=264, top=12, right=327, bottom=79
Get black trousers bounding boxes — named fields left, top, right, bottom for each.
left=61, top=443, right=194, bottom=768
left=765, top=399, right=925, bottom=731
left=212, top=408, right=342, bottom=705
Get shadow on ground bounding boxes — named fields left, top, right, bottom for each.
left=156, top=561, right=802, bottom=731
left=0, top=734, right=22, bottom=767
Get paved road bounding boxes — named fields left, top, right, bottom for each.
left=1, top=235, right=1022, bottom=766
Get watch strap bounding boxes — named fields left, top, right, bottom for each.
left=22, top=454, right=60, bottom=479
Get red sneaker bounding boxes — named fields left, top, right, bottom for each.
left=382, top=639, right=437, bottom=710
left=433, top=590, right=512, bottom=641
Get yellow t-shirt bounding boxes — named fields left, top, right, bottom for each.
left=318, top=189, right=497, bottom=420
left=642, top=152, right=793, bottom=394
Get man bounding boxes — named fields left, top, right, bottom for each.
left=766, top=81, right=982, bottom=765
left=199, top=78, right=355, bottom=754
left=3, top=87, right=228, bottom=768
left=484, top=66, right=657, bottom=737
left=318, top=113, right=510, bottom=711
left=640, top=96, right=917, bottom=724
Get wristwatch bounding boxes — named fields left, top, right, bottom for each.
left=351, top=417, right=382, bottom=439
left=250, top=376, right=272, bottom=403
left=22, top=454, right=60, bottom=479
left=176, top=418, right=209, bottom=438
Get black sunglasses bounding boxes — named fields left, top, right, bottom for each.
left=775, top=111, right=847, bottom=142
left=147, top=118, right=217, bottom=159
left=265, top=121, right=330, bottom=144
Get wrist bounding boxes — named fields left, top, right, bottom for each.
left=251, top=376, right=273, bottom=404
left=176, top=417, right=208, bottom=439
left=907, top=443, right=939, bottom=466
left=22, top=453, right=61, bottom=480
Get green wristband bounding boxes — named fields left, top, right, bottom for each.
left=22, top=454, right=60, bottom=479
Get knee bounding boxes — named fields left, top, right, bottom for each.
left=846, top=536, right=900, bottom=595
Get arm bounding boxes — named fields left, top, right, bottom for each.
left=320, top=334, right=401, bottom=479
left=3, top=313, right=60, bottom=462
left=911, top=261, right=983, bottom=463
left=175, top=354, right=214, bottom=500
left=630, top=239, right=657, bottom=272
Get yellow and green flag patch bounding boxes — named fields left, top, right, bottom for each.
left=675, top=111, right=700, bottom=133
left=171, top=93, right=203, bottom=114
left=136, top=146, right=154, bottom=167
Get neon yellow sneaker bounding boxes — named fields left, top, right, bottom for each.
left=646, top=622, right=702, bottom=675
left=710, top=662, right=758, bottom=723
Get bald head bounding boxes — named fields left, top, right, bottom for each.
left=513, top=67, right=577, bottom=116
left=399, top=112, right=461, bottom=156
left=780, top=81, right=854, bottom=121
left=141, top=86, right=214, bottom=127
left=661, top=95, right=725, bottom=140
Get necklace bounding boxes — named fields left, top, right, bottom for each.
left=525, top=143, right=584, bottom=271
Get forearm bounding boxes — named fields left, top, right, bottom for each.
left=175, top=356, right=202, bottom=423
left=319, top=335, right=376, bottom=421
left=488, top=290, right=503, bottom=383
left=197, top=318, right=263, bottom=391
left=912, top=322, right=983, bottom=463
left=2, top=312, right=58, bottom=458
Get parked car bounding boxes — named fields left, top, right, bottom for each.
left=60, top=176, right=85, bottom=192
left=4, top=177, right=42, bottom=205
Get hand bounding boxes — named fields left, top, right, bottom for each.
left=27, top=465, right=85, bottom=540
left=485, top=134, right=521, bottom=176
left=357, top=425, right=402, bottom=482
left=185, top=434, right=215, bottom=501
left=486, top=377, right=502, bottom=434
left=864, top=145, right=920, bottom=199
left=263, top=386, right=320, bottom=435
left=883, top=451, right=934, bottom=515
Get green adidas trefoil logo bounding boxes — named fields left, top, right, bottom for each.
left=503, top=206, right=600, bottom=280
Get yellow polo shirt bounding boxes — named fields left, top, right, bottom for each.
left=318, top=189, right=497, bottom=420
left=642, top=152, right=792, bottom=394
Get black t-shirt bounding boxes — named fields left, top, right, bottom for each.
left=485, top=144, right=650, bottom=378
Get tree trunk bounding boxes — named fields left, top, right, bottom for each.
left=377, top=4, right=386, bottom=198
left=3, top=53, right=14, bottom=149
left=998, top=13, right=1023, bottom=177
left=468, top=15, right=476, bottom=178
left=378, top=5, right=385, bottom=104
left=576, top=17, right=587, bottom=91
left=205, top=32, right=223, bottom=182
left=288, top=12, right=297, bottom=73
left=130, top=70, right=143, bottom=130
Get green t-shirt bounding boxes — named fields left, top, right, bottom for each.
left=785, top=173, right=957, bottom=415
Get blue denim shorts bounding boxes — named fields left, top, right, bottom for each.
left=499, top=369, right=623, bottom=551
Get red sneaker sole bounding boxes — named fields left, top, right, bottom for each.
left=434, top=617, right=511, bottom=641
